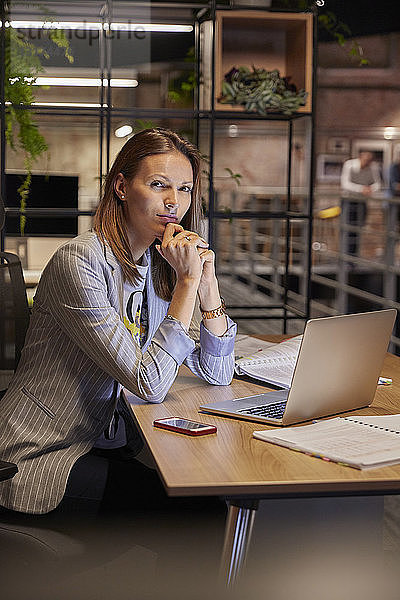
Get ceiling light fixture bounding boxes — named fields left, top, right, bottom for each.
left=30, top=77, right=138, bottom=87
left=115, top=125, right=133, bottom=138
left=33, top=101, right=107, bottom=108
left=384, top=127, right=397, bottom=140
left=2, top=20, right=193, bottom=33
left=5, top=101, right=108, bottom=107
left=228, top=124, right=239, bottom=138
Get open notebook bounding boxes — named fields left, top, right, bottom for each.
left=234, top=335, right=302, bottom=388
left=253, top=415, right=400, bottom=470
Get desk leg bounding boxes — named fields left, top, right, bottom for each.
left=219, top=499, right=259, bottom=586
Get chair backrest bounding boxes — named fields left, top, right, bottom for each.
left=0, top=251, right=30, bottom=392
left=0, top=192, right=5, bottom=232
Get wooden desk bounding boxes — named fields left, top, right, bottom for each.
left=125, top=341, right=400, bottom=584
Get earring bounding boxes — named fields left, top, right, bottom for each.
left=121, top=195, right=125, bottom=199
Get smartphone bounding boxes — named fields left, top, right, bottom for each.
left=153, top=417, right=217, bottom=436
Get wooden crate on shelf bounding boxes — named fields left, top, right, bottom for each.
left=200, top=10, right=313, bottom=113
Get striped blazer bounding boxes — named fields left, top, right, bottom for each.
left=0, top=231, right=236, bottom=514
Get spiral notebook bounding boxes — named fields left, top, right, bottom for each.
left=235, top=335, right=302, bottom=388
left=253, top=415, right=400, bottom=470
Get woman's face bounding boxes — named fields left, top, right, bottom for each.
left=119, top=151, right=194, bottom=253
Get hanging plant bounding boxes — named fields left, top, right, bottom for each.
left=219, top=66, right=308, bottom=116
left=4, top=2, right=73, bottom=234
left=273, top=0, right=368, bottom=66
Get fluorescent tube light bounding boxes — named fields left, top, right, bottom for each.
left=5, top=101, right=108, bottom=107
left=108, top=23, right=193, bottom=33
left=31, top=77, right=138, bottom=87
left=2, top=20, right=193, bottom=33
left=5, top=20, right=102, bottom=30
left=32, top=102, right=107, bottom=108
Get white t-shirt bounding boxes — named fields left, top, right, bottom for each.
left=94, top=255, right=149, bottom=450
left=121, top=256, right=149, bottom=347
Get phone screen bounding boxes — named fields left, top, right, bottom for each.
left=154, top=417, right=217, bottom=435
left=159, top=418, right=209, bottom=430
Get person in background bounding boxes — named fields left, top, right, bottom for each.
left=340, top=150, right=381, bottom=256
left=386, top=150, right=400, bottom=238
left=389, top=151, right=400, bottom=199
left=0, top=128, right=237, bottom=515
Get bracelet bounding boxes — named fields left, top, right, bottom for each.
left=200, top=298, right=226, bottom=320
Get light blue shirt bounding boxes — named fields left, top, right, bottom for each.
left=94, top=244, right=237, bottom=449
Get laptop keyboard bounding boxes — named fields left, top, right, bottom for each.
left=238, top=401, right=287, bottom=420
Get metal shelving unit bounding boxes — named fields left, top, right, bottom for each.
left=0, top=1, right=317, bottom=335
left=195, top=3, right=317, bottom=333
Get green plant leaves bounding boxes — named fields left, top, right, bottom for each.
left=4, top=5, right=73, bottom=234
left=219, top=66, right=308, bottom=116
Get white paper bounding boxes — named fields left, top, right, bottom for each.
left=234, top=335, right=276, bottom=359
left=236, top=361, right=295, bottom=388
left=235, top=336, right=302, bottom=387
left=254, top=415, right=400, bottom=469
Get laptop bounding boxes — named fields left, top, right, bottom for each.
left=200, top=309, right=397, bottom=426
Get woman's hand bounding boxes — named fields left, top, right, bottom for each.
left=156, top=223, right=209, bottom=330
left=197, top=247, right=217, bottom=296
left=156, top=224, right=226, bottom=335
left=198, top=248, right=216, bottom=287
left=197, top=247, right=221, bottom=312
left=196, top=246, right=227, bottom=337
left=155, top=223, right=209, bottom=283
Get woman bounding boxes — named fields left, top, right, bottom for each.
left=0, top=128, right=236, bottom=514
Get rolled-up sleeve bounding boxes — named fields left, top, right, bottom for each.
left=184, top=314, right=237, bottom=385
left=153, top=318, right=195, bottom=364
left=199, top=316, right=236, bottom=356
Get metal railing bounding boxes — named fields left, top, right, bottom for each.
left=216, top=188, right=400, bottom=352
left=3, top=188, right=400, bottom=349
left=311, top=191, right=400, bottom=352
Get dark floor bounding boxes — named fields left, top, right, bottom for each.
left=2, top=489, right=400, bottom=600
left=0, top=494, right=227, bottom=600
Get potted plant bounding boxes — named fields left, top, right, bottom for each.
left=218, top=66, right=308, bottom=116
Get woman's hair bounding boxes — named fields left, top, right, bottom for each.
left=94, top=128, right=202, bottom=301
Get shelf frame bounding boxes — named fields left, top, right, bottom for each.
left=0, top=1, right=317, bottom=334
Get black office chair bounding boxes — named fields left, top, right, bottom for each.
left=0, top=190, right=5, bottom=233
left=0, top=189, right=30, bottom=392
left=0, top=241, right=155, bottom=599
left=0, top=251, right=31, bottom=398
left=0, top=195, right=27, bottom=496
left=0, top=208, right=89, bottom=594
